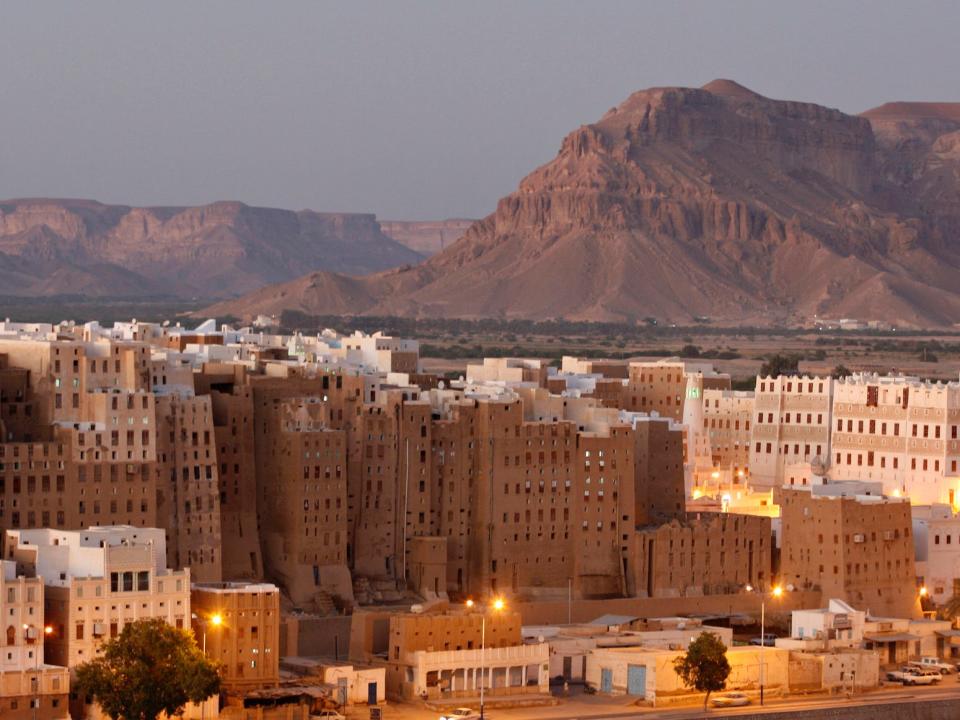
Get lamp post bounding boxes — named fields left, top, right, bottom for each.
left=466, top=597, right=505, bottom=720
left=24, top=624, right=53, bottom=720
left=191, top=612, right=223, bottom=720
left=746, top=584, right=782, bottom=706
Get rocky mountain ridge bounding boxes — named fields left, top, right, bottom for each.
left=206, top=80, right=960, bottom=327
left=0, top=199, right=423, bottom=298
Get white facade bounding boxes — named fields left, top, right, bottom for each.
left=914, top=504, right=960, bottom=604
left=831, top=374, right=960, bottom=505
left=0, top=560, right=71, bottom=718
left=408, top=642, right=549, bottom=698
left=586, top=644, right=790, bottom=702
left=785, top=599, right=865, bottom=649
left=5, top=527, right=168, bottom=587
left=750, top=376, right=833, bottom=488
left=4, top=526, right=190, bottom=670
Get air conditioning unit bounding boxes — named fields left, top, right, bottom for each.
left=93, top=623, right=105, bottom=637
left=25, top=627, right=38, bottom=640
left=853, top=533, right=865, bottom=543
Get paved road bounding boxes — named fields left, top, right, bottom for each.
left=346, top=682, right=960, bottom=720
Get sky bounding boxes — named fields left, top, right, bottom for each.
left=0, top=1, right=957, bottom=220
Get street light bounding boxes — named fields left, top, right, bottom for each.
left=467, top=598, right=505, bottom=720
left=191, top=612, right=223, bottom=720
left=23, top=624, right=53, bottom=720
left=746, top=584, right=783, bottom=706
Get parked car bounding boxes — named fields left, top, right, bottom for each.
left=710, top=692, right=751, bottom=707
left=748, top=634, right=778, bottom=646
left=902, top=665, right=942, bottom=681
left=311, top=712, right=346, bottom=720
left=915, top=657, right=957, bottom=674
left=439, top=709, right=482, bottom=720
left=886, top=669, right=938, bottom=685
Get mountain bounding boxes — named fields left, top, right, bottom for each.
left=0, top=199, right=423, bottom=298
left=379, top=219, right=476, bottom=255
left=208, top=79, right=960, bottom=327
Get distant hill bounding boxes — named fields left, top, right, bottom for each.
left=378, top=219, right=476, bottom=255
left=0, top=199, right=423, bottom=298
left=206, top=80, right=960, bottom=328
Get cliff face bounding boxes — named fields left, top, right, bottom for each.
left=378, top=219, right=475, bottom=255
left=208, top=80, right=960, bottom=327
left=0, top=199, right=423, bottom=298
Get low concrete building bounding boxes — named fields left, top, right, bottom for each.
left=585, top=642, right=789, bottom=704
left=405, top=642, right=549, bottom=700
left=786, top=649, right=879, bottom=692
left=863, top=615, right=952, bottom=666
left=778, top=598, right=866, bottom=650
left=280, top=657, right=385, bottom=706
left=373, top=608, right=548, bottom=700
left=523, top=616, right=733, bottom=683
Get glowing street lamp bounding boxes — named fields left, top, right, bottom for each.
left=192, top=612, right=223, bottom=720
left=467, top=598, right=505, bottom=720
left=24, top=624, right=53, bottom=720
left=746, top=584, right=783, bottom=706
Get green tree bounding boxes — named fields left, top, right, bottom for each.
left=919, top=345, right=939, bottom=363
left=74, top=618, right=221, bottom=720
left=831, top=364, right=852, bottom=379
left=673, top=631, right=731, bottom=710
left=759, top=353, right=800, bottom=377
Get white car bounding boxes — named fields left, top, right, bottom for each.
left=886, top=670, right=937, bottom=685
left=439, top=709, right=481, bottom=720
left=916, top=656, right=957, bottom=674
left=710, top=692, right=751, bottom=707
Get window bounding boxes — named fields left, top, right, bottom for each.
left=137, top=571, right=149, bottom=591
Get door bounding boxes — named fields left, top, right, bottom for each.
left=367, top=681, right=377, bottom=705
left=562, top=656, right=572, bottom=680
left=627, top=665, right=646, bottom=697
left=600, top=668, right=613, bottom=693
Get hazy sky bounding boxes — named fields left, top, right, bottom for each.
left=1, top=1, right=957, bottom=219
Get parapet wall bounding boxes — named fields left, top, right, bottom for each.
left=517, top=590, right=821, bottom=625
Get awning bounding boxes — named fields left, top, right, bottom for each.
left=936, top=629, right=960, bottom=638
left=864, top=632, right=920, bottom=643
